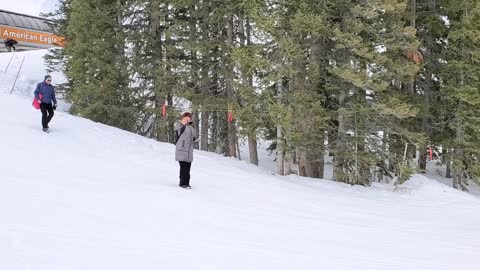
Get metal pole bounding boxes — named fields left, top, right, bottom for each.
left=10, top=56, right=25, bottom=94
left=3, top=51, right=15, bottom=74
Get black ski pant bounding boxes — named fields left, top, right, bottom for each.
left=179, top=161, right=192, bottom=186
left=40, top=103, right=54, bottom=129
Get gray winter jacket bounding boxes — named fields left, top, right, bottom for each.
left=175, top=122, right=197, bottom=162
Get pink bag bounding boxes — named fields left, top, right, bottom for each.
left=32, top=94, right=42, bottom=110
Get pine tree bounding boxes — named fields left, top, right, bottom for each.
left=440, top=0, right=480, bottom=190
left=65, top=0, right=135, bottom=130
left=50, top=0, right=480, bottom=188
left=254, top=0, right=422, bottom=183
left=43, top=0, right=72, bottom=95
left=412, top=0, right=448, bottom=172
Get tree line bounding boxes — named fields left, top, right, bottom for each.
left=44, top=0, right=480, bottom=190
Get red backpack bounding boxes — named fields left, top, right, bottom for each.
left=32, top=94, right=42, bottom=110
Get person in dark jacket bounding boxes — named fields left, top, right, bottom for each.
left=34, top=75, right=57, bottom=133
left=174, top=112, right=197, bottom=189
left=4, top=38, right=17, bottom=52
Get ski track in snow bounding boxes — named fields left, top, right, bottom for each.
left=1, top=52, right=480, bottom=270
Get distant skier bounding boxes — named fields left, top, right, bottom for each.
left=174, top=112, right=197, bottom=189
left=34, top=75, right=57, bottom=133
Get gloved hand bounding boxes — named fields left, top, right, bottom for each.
left=37, top=99, right=42, bottom=104
left=53, top=104, right=57, bottom=110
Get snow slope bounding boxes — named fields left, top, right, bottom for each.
left=426, top=160, right=480, bottom=196
left=0, top=50, right=68, bottom=109
left=1, top=92, right=480, bottom=270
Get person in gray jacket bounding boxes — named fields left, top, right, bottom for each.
left=174, top=112, right=197, bottom=189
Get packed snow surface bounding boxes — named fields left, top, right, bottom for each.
left=1, top=52, right=479, bottom=270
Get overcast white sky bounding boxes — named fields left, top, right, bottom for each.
left=0, top=0, right=58, bottom=17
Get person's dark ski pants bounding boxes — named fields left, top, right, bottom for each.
left=40, top=103, right=54, bottom=128
left=179, top=161, right=192, bottom=186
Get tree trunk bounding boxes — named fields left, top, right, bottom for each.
left=418, top=16, right=435, bottom=172
left=298, top=148, right=314, bottom=177
left=209, top=111, right=218, bottom=152
left=115, top=0, right=131, bottom=130
left=453, top=170, right=461, bottom=190
left=187, top=2, right=199, bottom=149
left=452, top=53, right=468, bottom=191
left=167, top=95, right=174, bottom=143
left=215, top=110, right=228, bottom=154
left=313, top=149, right=325, bottom=179
left=276, top=78, right=287, bottom=175
left=334, top=89, right=347, bottom=182
left=376, top=130, right=388, bottom=182
left=356, top=65, right=368, bottom=184
left=242, top=15, right=259, bottom=166
left=445, top=148, right=452, bottom=178
left=418, top=145, right=427, bottom=172
left=150, top=0, right=168, bottom=142
left=193, top=111, right=200, bottom=150
left=312, top=37, right=327, bottom=179
left=284, top=150, right=293, bottom=176
left=406, top=0, right=416, bottom=94
left=410, top=0, right=416, bottom=27
left=277, top=123, right=285, bottom=175
left=199, top=0, right=210, bottom=151
left=452, top=146, right=465, bottom=190
left=200, top=111, right=209, bottom=150
left=248, top=135, right=259, bottom=166
left=225, top=15, right=237, bottom=157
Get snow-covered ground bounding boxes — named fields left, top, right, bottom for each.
left=7, top=49, right=475, bottom=193
left=0, top=50, right=63, bottom=95
left=1, top=91, right=480, bottom=269
left=0, top=50, right=68, bottom=110
left=238, top=139, right=277, bottom=173
left=425, top=160, right=480, bottom=196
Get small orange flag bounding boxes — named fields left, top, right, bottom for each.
left=162, top=103, right=167, bottom=117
